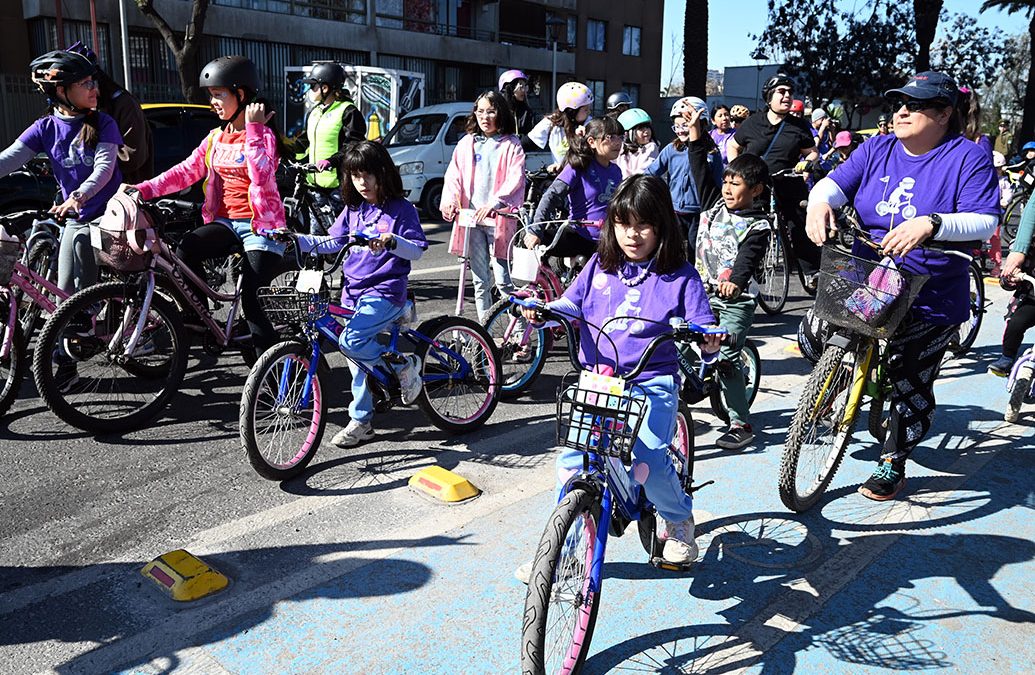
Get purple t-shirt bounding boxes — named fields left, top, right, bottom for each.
left=557, top=160, right=623, bottom=240
left=829, top=133, right=998, bottom=324
left=709, top=128, right=735, bottom=163
left=18, top=113, right=123, bottom=221
left=333, top=198, right=428, bottom=307
left=560, top=254, right=715, bottom=381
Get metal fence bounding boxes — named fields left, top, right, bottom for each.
left=0, top=75, right=44, bottom=141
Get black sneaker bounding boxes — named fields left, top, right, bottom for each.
left=859, top=458, right=906, bottom=501
left=989, top=356, right=1016, bottom=377
left=716, top=424, right=754, bottom=450
left=55, top=361, right=80, bottom=394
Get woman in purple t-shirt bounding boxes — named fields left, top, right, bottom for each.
left=709, top=104, right=736, bottom=165
left=0, top=50, right=123, bottom=295
left=804, top=71, right=998, bottom=502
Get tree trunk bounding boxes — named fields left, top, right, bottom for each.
left=683, top=0, right=708, bottom=96
left=1022, top=15, right=1035, bottom=145
left=913, top=0, right=943, bottom=71
left=134, top=0, right=209, bottom=103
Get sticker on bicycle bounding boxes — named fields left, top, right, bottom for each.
left=578, top=370, right=627, bottom=407
left=295, top=269, right=324, bottom=293
left=1024, top=173, right=1035, bottom=187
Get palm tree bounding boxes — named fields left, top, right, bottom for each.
left=914, top=0, right=944, bottom=70
left=982, top=0, right=1035, bottom=143
left=683, top=0, right=708, bottom=96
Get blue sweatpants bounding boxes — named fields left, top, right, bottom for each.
left=339, top=295, right=405, bottom=424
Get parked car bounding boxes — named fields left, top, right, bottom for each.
left=383, top=102, right=552, bottom=219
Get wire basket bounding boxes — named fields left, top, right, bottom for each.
left=92, top=227, right=154, bottom=273
left=257, top=286, right=330, bottom=324
left=813, top=246, right=929, bottom=339
left=555, top=372, right=647, bottom=465
left=0, top=239, right=23, bottom=285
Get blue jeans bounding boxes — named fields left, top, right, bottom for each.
left=556, top=374, right=693, bottom=522
left=339, top=295, right=405, bottom=424
left=464, top=225, right=513, bottom=321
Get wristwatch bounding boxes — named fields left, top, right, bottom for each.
left=928, top=213, right=942, bottom=237
left=69, top=190, right=85, bottom=205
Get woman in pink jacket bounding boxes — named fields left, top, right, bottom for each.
left=132, top=56, right=287, bottom=354
left=440, top=90, right=526, bottom=321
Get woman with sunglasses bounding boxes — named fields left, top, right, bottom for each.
left=803, top=71, right=999, bottom=501
left=0, top=50, right=123, bottom=295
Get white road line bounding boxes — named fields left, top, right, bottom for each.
left=409, top=263, right=461, bottom=278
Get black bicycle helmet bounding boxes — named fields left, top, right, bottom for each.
left=606, top=91, right=633, bottom=111
left=302, top=62, right=345, bottom=90
left=761, top=73, right=794, bottom=106
left=29, top=50, right=96, bottom=91
left=198, top=56, right=260, bottom=95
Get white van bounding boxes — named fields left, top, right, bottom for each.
left=383, top=102, right=552, bottom=218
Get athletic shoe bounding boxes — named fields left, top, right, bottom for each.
left=510, top=343, right=534, bottom=364
left=716, top=423, right=755, bottom=450
left=55, top=362, right=80, bottom=394
left=331, top=420, right=375, bottom=448
left=662, top=514, right=699, bottom=564
left=397, top=354, right=423, bottom=405
left=858, top=457, right=906, bottom=501
left=989, top=356, right=1016, bottom=377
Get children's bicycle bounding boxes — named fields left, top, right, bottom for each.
left=1005, top=273, right=1035, bottom=423
left=514, top=297, right=730, bottom=674
left=239, top=235, right=502, bottom=481
left=778, top=228, right=975, bottom=512
left=755, top=168, right=817, bottom=314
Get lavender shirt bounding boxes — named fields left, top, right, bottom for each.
left=709, top=128, right=735, bottom=163
left=557, top=160, right=623, bottom=239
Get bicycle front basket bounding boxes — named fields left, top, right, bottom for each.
left=555, top=371, right=647, bottom=465
left=257, top=286, right=329, bottom=324
left=0, top=239, right=23, bottom=285
left=813, top=246, right=929, bottom=339
left=92, top=227, right=154, bottom=273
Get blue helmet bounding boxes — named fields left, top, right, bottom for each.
left=617, top=107, right=652, bottom=131
left=1023, top=141, right=1035, bottom=152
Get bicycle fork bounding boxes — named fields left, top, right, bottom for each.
left=1, top=292, right=15, bottom=360
left=113, top=272, right=157, bottom=358
left=277, top=339, right=322, bottom=410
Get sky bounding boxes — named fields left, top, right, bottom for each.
left=660, top=0, right=1030, bottom=87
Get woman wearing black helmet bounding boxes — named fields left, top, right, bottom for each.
left=131, top=55, right=287, bottom=356
left=0, top=49, right=123, bottom=295
left=605, top=91, right=633, bottom=118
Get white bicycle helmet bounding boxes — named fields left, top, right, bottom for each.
left=557, top=82, right=593, bottom=112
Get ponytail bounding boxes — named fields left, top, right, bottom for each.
left=565, top=116, right=622, bottom=172
left=77, top=109, right=100, bottom=149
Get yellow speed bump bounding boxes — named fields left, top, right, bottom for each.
left=409, top=465, right=480, bottom=503
left=141, top=549, right=229, bottom=602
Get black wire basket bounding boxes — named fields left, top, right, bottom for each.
left=814, top=246, right=929, bottom=339
left=555, top=372, right=647, bottom=465
left=257, top=286, right=330, bottom=325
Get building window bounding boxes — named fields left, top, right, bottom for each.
left=586, top=79, right=605, bottom=115
left=622, top=26, right=641, bottom=56
left=586, top=20, right=606, bottom=52
left=567, top=16, right=577, bottom=48
left=622, top=83, right=640, bottom=106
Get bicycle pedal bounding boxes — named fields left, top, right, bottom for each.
left=649, top=557, right=694, bottom=573
left=381, top=352, right=406, bottom=365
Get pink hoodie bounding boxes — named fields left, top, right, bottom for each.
left=133, top=122, right=286, bottom=234
left=442, top=133, right=526, bottom=258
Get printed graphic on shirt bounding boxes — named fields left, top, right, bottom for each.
left=601, top=281, right=646, bottom=334
left=875, top=175, right=918, bottom=221
left=210, top=140, right=248, bottom=178
left=60, top=138, right=96, bottom=169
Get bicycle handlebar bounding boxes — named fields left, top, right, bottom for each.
left=827, top=220, right=976, bottom=262
left=273, top=230, right=391, bottom=271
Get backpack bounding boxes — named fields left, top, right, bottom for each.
left=91, top=190, right=158, bottom=272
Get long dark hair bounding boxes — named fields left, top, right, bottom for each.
left=547, top=107, right=582, bottom=144
left=48, top=81, right=101, bottom=149
left=955, top=87, right=979, bottom=140
left=566, top=116, right=622, bottom=171
left=598, top=175, right=686, bottom=275
left=339, top=140, right=404, bottom=207
left=464, top=90, right=517, bottom=136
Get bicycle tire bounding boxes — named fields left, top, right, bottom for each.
left=638, top=402, right=694, bottom=556
left=949, top=262, right=985, bottom=357
left=709, top=340, right=762, bottom=425
left=868, top=396, right=888, bottom=444
left=0, top=306, right=27, bottom=418
left=483, top=295, right=550, bottom=399
left=521, top=486, right=603, bottom=675
left=1005, top=362, right=1034, bottom=423
left=1003, top=194, right=1027, bottom=243
left=779, top=343, right=868, bottom=512
left=32, top=280, right=188, bottom=433
left=756, top=229, right=790, bottom=314
left=414, top=316, right=501, bottom=432
left=18, top=237, right=58, bottom=342
left=239, top=340, right=327, bottom=481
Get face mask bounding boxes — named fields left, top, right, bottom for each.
left=306, top=88, right=324, bottom=105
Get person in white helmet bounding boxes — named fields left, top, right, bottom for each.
left=527, top=81, right=593, bottom=171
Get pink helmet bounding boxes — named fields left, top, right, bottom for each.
left=557, top=82, right=593, bottom=112
left=498, top=69, right=528, bottom=91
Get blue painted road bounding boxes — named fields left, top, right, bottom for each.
left=105, top=281, right=1032, bottom=673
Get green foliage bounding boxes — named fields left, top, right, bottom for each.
left=931, top=12, right=1011, bottom=87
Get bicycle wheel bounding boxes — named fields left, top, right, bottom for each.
left=779, top=342, right=870, bottom=512
left=948, top=262, right=984, bottom=357
left=18, top=237, right=58, bottom=341
left=0, top=299, right=27, bottom=418
left=1005, top=361, right=1034, bottom=423
left=414, top=316, right=501, bottom=432
left=1003, top=194, right=1027, bottom=243
left=32, top=280, right=188, bottom=433
left=483, top=296, right=549, bottom=399
left=709, top=340, right=762, bottom=425
left=638, top=402, right=694, bottom=556
left=756, top=229, right=790, bottom=315
left=868, top=396, right=888, bottom=444
left=239, top=340, right=327, bottom=481
left=521, top=486, right=603, bottom=675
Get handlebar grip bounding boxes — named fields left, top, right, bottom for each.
left=509, top=295, right=544, bottom=310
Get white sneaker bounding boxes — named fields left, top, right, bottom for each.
left=398, top=354, right=423, bottom=405
left=662, top=514, right=699, bottom=564
left=331, top=420, right=375, bottom=448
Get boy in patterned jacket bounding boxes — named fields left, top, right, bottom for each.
left=695, top=153, right=771, bottom=449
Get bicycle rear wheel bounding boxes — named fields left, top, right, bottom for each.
left=483, top=296, right=549, bottom=399
left=0, top=295, right=27, bottom=418
left=415, top=316, right=500, bottom=432
left=32, top=280, right=188, bottom=433
left=1005, top=361, right=1034, bottom=423
left=239, top=340, right=327, bottom=481
left=1003, top=194, right=1027, bottom=243
left=18, top=237, right=58, bottom=341
left=709, top=340, right=762, bottom=425
left=756, top=229, right=790, bottom=315
left=948, top=262, right=984, bottom=358
left=521, top=486, right=603, bottom=675
left=779, top=342, right=869, bottom=512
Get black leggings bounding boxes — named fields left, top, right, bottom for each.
left=542, top=229, right=599, bottom=261
left=1003, top=293, right=1035, bottom=359
left=176, top=223, right=283, bottom=353
left=774, top=176, right=820, bottom=277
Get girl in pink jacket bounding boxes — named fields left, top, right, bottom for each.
left=440, top=90, right=526, bottom=321
left=132, top=56, right=287, bottom=355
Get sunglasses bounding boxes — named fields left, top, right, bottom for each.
left=887, top=97, right=947, bottom=113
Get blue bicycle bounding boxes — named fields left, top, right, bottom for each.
left=514, top=297, right=727, bottom=674
left=239, top=236, right=502, bottom=481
